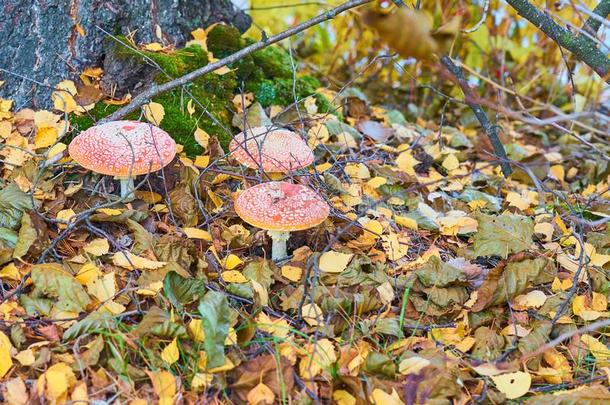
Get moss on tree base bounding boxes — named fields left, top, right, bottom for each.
left=71, top=26, right=333, bottom=156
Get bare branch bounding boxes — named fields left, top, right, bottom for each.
left=505, top=0, right=610, bottom=82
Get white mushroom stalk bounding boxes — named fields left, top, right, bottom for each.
left=118, top=177, right=135, bottom=200
left=267, top=230, right=291, bottom=261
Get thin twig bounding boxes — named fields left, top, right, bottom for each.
left=439, top=55, right=513, bottom=177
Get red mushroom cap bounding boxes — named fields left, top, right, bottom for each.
left=229, top=126, right=314, bottom=172
left=234, top=181, right=330, bottom=232
left=68, top=120, right=176, bottom=177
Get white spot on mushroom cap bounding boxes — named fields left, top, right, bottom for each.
left=234, top=181, right=330, bottom=231
left=229, top=126, right=314, bottom=172
left=68, top=120, right=176, bottom=176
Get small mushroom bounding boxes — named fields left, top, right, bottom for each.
left=68, top=120, right=176, bottom=199
left=234, top=181, right=330, bottom=261
left=229, top=126, right=314, bottom=173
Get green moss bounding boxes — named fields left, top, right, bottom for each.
left=72, top=31, right=337, bottom=155
left=207, top=25, right=245, bottom=57
left=251, top=80, right=277, bottom=107
left=251, top=46, right=293, bottom=79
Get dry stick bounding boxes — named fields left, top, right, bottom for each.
left=440, top=55, right=513, bottom=177
left=99, top=0, right=372, bottom=124
left=506, top=0, right=610, bottom=82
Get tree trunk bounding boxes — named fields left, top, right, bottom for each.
left=0, top=0, right=251, bottom=108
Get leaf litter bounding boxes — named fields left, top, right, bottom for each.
left=0, top=30, right=610, bottom=405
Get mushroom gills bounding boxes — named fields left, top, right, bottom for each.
left=268, top=230, right=291, bottom=261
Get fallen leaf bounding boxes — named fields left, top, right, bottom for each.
left=319, top=251, right=353, bottom=273
left=491, top=371, right=531, bottom=399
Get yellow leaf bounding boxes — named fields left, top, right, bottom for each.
left=83, top=238, right=109, bottom=256
left=96, top=208, right=123, bottom=216
left=214, top=66, right=234, bottom=75
left=468, top=199, right=488, bottom=210
left=194, top=127, right=210, bottom=149
left=301, top=303, right=323, bottom=326
left=333, top=390, right=356, bottom=405
left=381, top=233, right=409, bottom=261
left=549, top=165, right=565, bottom=182
left=299, top=338, right=336, bottom=379
left=281, top=265, right=302, bottom=282
left=39, top=362, right=77, bottom=402
left=221, top=270, right=248, bottom=283
left=71, top=381, right=89, bottom=403
left=14, top=349, right=35, bottom=366
left=0, top=263, right=22, bottom=282
left=207, top=356, right=235, bottom=373
left=506, top=191, right=533, bottom=211
left=512, top=290, right=547, bottom=310
left=581, top=334, right=610, bottom=366
left=0, top=331, right=13, bottom=378
left=0, top=120, right=12, bottom=139
left=307, top=123, right=330, bottom=148
left=4, top=377, right=28, bottom=405
left=370, top=388, right=404, bottom=405
left=188, top=319, right=205, bottom=342
left=87, top=272, right=117, bottom=302
left=501, top=324, right=531, bottom=337
left=592, top=292, right=607, bottom=311
left=442, top=153, right=460, bottom=171
left=573, top=295, right=605, bottom=321
left=34, top=126, right=58, bottom=149
left=543, top=348, right=572, bottom=383
left=161, top=338, right=180, bottom=365
left=194, top=155, right=210, bottom=168
left=223, top=254, right=243, bottom=270
left=191, top=373, right=213, bottom=391
left=144, top=101, right=165, bottom=125
left=207, top=189, right=223, bottom=212
left=52, top=90, right=78, bottom=113
left=75, top=262, right=102, bottom=285
left=256, top=312, right=290, bottom=339
left=148, top=370, right=176, bottom=405
left=315, top=162, right=333, bottom=172
left=491, top=371, right=531, bottom=399
left=143, top=42, right=163, bottom=51
left=112, top=252, right=166, bottom=270
left=396, top=150, right=417, bottom=175
left=345, top=163, right=370, bottom=179
left=56, top=209, right=76, bottom=229
left=319, top=251, right=353, bottom=273
left=398, top=356, right=431, bottom=375
left=534, top=222, right=554, bottom=242
left=247, top=382, right=275, bottom=405
left=395, top=215, right=418, bottom=230
left=183, top=227, right=212, bottom=241
left=366, top=176, right=387, bottom=189
left=376, top=281, right=395, bottom=304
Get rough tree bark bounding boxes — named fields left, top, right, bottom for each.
left=0, top=0, right=251, bottom=108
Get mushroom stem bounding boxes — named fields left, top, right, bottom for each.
left=119, top=177, right=135, bottom=200
left=268, top=230, right=290, bottom=261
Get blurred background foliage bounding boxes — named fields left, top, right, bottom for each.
left=241, top=0, right=607, bottom=122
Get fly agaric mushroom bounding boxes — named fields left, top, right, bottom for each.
left=229, top=126, right=314, bottom=173
left=234, top=181, right=330, bottom=260
left=68, top=120, right=176, bottom=199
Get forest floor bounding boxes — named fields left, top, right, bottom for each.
left=1, top=27, right=610, bottom=405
